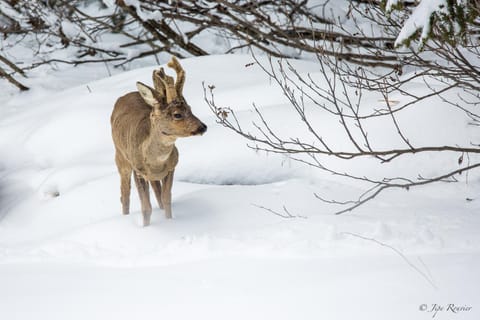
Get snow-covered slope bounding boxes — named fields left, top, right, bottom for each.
left=0, top=55, right=479, bottom=320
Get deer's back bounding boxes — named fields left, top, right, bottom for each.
left=111, top=92, right=151, bottom=157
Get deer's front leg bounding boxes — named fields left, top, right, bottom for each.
left=134, top=172, right=152, bottom=226
left=150, top=180, right=164, bottom=209
left=161, top=170, right=174, bottom=219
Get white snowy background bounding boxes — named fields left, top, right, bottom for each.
left=0, top=1, right=479, bottom=319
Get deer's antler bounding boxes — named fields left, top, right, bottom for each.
left=167, top=56, right=185, bottom=97
left=157, top=67, right=176, bottom=103
left=154, top=56, right=185, bottom=104
left=152, top=69, right=166, bottom=101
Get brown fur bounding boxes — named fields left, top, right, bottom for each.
left=111, top=57, right=206, bottom=226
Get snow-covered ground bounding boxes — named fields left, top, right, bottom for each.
left=0, top=54, right=479, bottom=319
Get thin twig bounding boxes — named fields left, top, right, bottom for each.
left=342, top=232, right=438, bottom=289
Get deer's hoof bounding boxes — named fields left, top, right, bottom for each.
left=143, top=215, right=151, bottom=227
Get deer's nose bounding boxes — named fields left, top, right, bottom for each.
left=198, top=123, right=207, bottom=135
left=191, top=122, right=207, bottom=136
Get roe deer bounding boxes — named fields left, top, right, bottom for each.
left=111, top=56, right=207, bottom=226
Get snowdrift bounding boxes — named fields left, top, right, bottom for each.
left=0, top=55, right=479, bottom=320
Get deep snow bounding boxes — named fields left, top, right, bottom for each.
left=0, top=54, right=479, bottom=319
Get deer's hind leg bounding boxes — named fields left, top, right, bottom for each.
left=150, top=180, right=164, bottom=210
left=134, top=172, right=152, bottom=226
left=115, top=151, right=132, bottom=215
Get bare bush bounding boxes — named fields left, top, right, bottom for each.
left=204, top=1, right=480, bottom=213
left=0, top=0, right=401, bottom=90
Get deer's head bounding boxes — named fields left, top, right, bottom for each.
left=136, top=57, right=207, bottom=138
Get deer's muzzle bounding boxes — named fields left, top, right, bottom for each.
left=192, top=123, right=207, bottom=136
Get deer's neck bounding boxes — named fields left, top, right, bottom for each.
left=142, top=127, right=177, bottom=164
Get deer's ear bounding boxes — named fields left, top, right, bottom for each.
left=136, top=81, right=161, bottom=108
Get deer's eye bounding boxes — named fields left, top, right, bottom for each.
left=173, top=113, right=183, bottom=120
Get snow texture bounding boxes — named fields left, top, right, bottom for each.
left=0, top=54, right=479, bottom=319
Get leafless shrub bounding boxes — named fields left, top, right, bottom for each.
left=203, top=0, right=480, bottom=213
left=1, top=0, right=402, bottom=90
